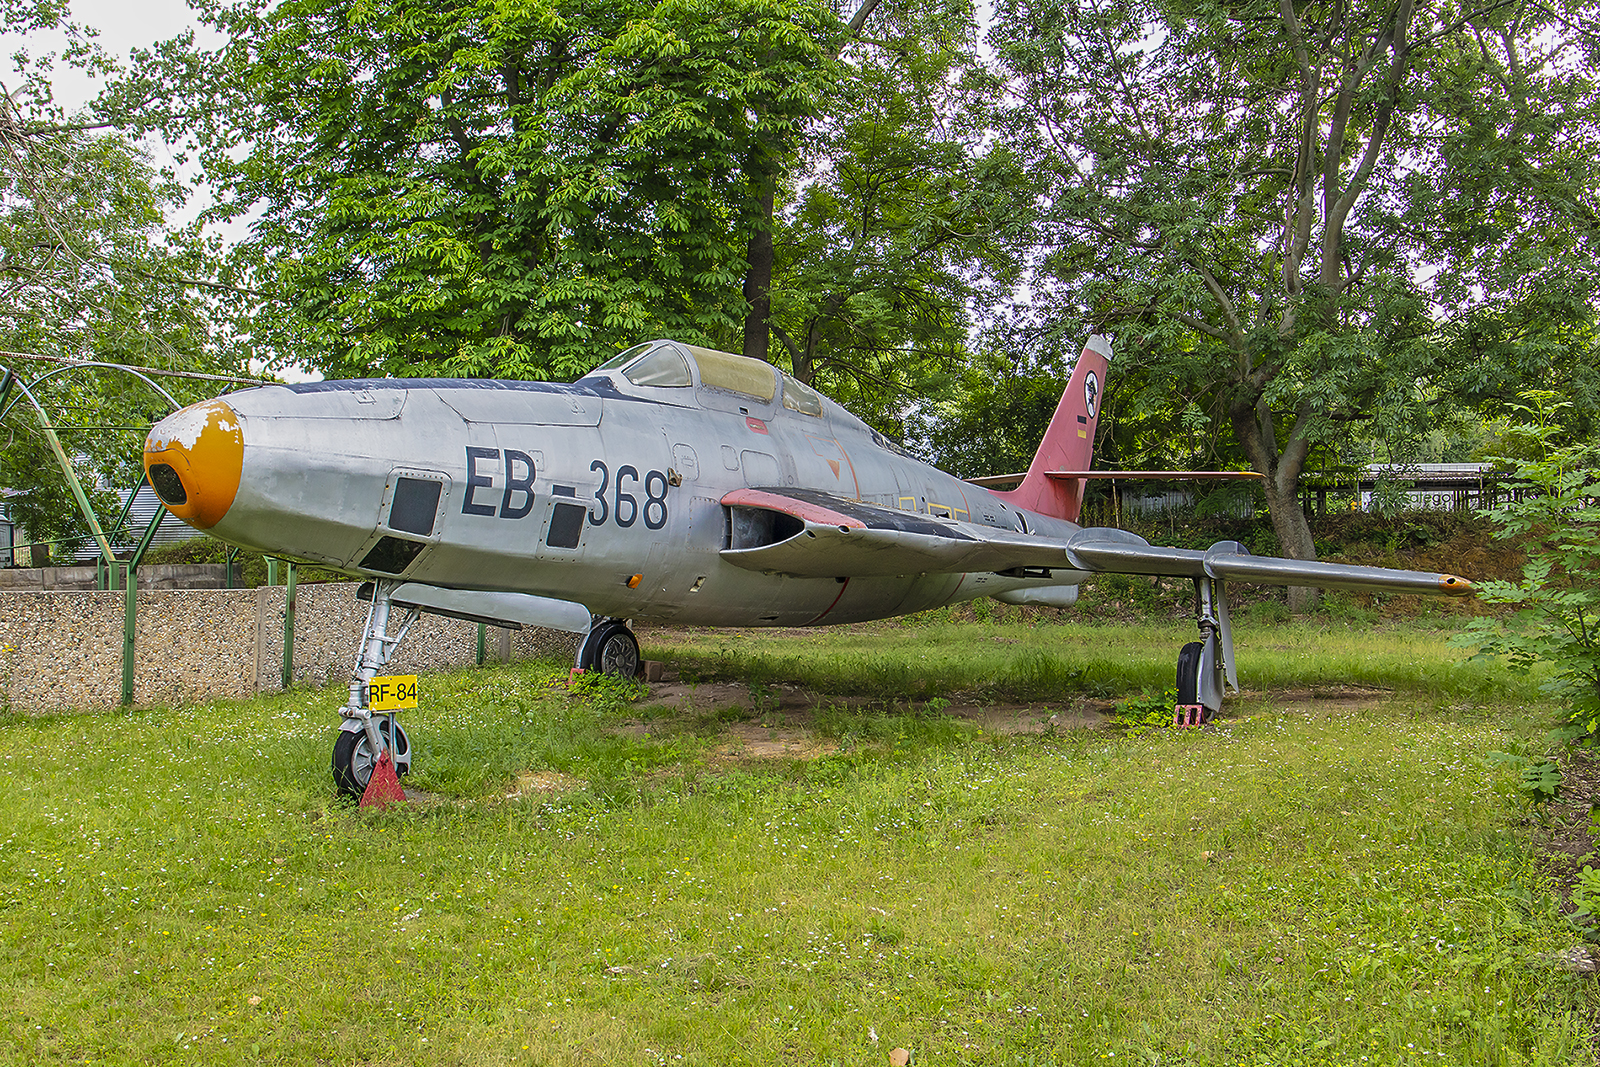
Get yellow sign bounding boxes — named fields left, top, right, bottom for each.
left=368, top=675, right=418, bottom=710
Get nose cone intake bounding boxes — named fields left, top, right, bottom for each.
left=143, top=399, right=244, bottom=529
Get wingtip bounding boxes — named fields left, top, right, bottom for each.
left=1440, top=574, right=1475, bottom=596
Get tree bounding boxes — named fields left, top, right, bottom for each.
left=112, top=0, right=839, bottom=381
left=989, top=0, right=1600, bottom=606
left=1, top=0, right=235, bottom=558
left=765, top=0, right=1037, bottom=434
left=1460, top=397, right=1600, bottom=736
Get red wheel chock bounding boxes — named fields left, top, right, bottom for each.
left=360, top=750, right=406, bottom=809
left=1173, top=704, right=1210, bottom=728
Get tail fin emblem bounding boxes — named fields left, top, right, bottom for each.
left=1084, top=372, right=1100, bottom=419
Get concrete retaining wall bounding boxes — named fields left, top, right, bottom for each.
left=0, top=583, right=581, bottom=711
left=0, top=564, right=230, bottom=592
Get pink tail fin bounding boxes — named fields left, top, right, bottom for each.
left=991, top=335, right=1111, bottom=523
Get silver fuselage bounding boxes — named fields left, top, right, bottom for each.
left=203, top=368, right=1087, bottom=626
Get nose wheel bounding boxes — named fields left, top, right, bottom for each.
left=577, top=619, right=641, bottom=678
left=332, top=716, right=411, bottom=796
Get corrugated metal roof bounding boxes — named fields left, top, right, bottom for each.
left=83, top=485, right=206, bottom=560
left=5, top=484, right=205, bottom=563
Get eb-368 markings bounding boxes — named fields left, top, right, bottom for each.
left=461, top=448, right=668, bottom=530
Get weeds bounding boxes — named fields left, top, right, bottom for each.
left=1109, top=688, right=1178, bottom=734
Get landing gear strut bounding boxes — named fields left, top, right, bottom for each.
left=333, top=579, right=417, bottom=797
left=1175, top=572, right=1238, bottom=726
left=577, top=617, right=641, bottom=677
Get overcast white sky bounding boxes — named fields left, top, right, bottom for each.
left=6, top=0, right=213, bottom=112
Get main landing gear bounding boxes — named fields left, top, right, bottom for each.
left=576, top=617, right=641, bottom=678
left=332, top=579, right=416, bottom=798
left=1174, top=570, right=1239, bottom=727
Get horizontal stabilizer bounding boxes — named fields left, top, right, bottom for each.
left=968, top=470, right=1265, bottom=487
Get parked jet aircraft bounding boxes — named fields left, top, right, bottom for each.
left=142, top=337, right=1473, bottom=796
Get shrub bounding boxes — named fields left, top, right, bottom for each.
left=1458, top=398, right=1600, bottom=737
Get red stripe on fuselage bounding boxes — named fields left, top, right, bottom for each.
left=809, top=577, right=852, bottom=624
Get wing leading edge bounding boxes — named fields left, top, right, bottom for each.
left=720, top=488, right=1474, bottom=597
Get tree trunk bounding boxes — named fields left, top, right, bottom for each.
left=1232, top=392, right=1320, bottom=613
left=741, top=181, right=774, bottom=362
left=742, top=0, right=881, bottom=365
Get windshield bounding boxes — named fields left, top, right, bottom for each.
left=622, top=347, right=692, bottom=388
left=589, top=343, right=652, bottom=375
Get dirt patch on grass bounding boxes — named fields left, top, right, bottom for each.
left=1536, top=748, right=1600, bottom=913
left=506, top=769, right=586, bottom=798
left=1251, top=686, right=1399, bottom=713
left=713, top=724, right=839, bottom=761
left=611, top=668, right=1111, bottom=758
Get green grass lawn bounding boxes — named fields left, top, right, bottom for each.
left=1, top=617, right=1593, bottom=1065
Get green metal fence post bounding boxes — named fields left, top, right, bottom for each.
left=130, top=507, right=164, bottom=567
left=477, top=623, right=486, bottom=667
left=121, top=561, right=136, bottom=706
left=281, top=562, right=297, bottom=690
left=266, top=557, right=280, bottom=587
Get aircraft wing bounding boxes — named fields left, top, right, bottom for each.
left=720, top=488, right=1473, bottom=596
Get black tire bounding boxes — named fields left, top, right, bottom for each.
left=1176, top=641, right=1204, bottom=706
left=595, top=624, right=641, bottom=678
left=332, top=718, right=410, bottom=797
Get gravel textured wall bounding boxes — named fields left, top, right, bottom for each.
left=0, top=583, right=582, bottom=711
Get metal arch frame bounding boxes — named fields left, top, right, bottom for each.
left=0, top=361, right=182, bottom=420
left=0, top=357, right=226, bottom=705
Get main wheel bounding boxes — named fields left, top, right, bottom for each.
left=594, top=623, right=641, bottom=678
left=1175, top=641, right=1204, bottom=706
left=332, top=718, right=410, bottom=797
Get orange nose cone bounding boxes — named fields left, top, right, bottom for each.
left=143, top=399, right=244, bottom=529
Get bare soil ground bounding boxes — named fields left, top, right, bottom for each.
left=1539, top=748, right=1600, bottom=910
left=619, top=666, right=1110, bottom=744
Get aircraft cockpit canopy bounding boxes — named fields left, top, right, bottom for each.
left=621, top=346, right=692, bottom=388
left=586, top=341, right=825, bottom=418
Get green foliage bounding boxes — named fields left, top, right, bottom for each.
left=0, top=3, right=240, bottom=554
left=770, top=6, right=1034, bottom=431
left=1458, top=400, right=1600, bottom=736
left=916, top=349, right=1078, bottom=478
left=1570, top=862, right=1600, bottom=927
left=1110, top=688, right=1178, bottom=733
left=1520, top=759, right=1564, bottom=811
left=1486, top=750, right=1564, bottom=822
left=114, top=0, right=841, bottom=380
left=567, top=668, right=649, bottom=713
left=141, top=536, right=349, bottom=587
left=985, top=0, right=1600, bottom=565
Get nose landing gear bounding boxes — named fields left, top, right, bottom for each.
left=332, top=714, right=411, bottom=795
left=333, top=579, right=419, bottom=800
